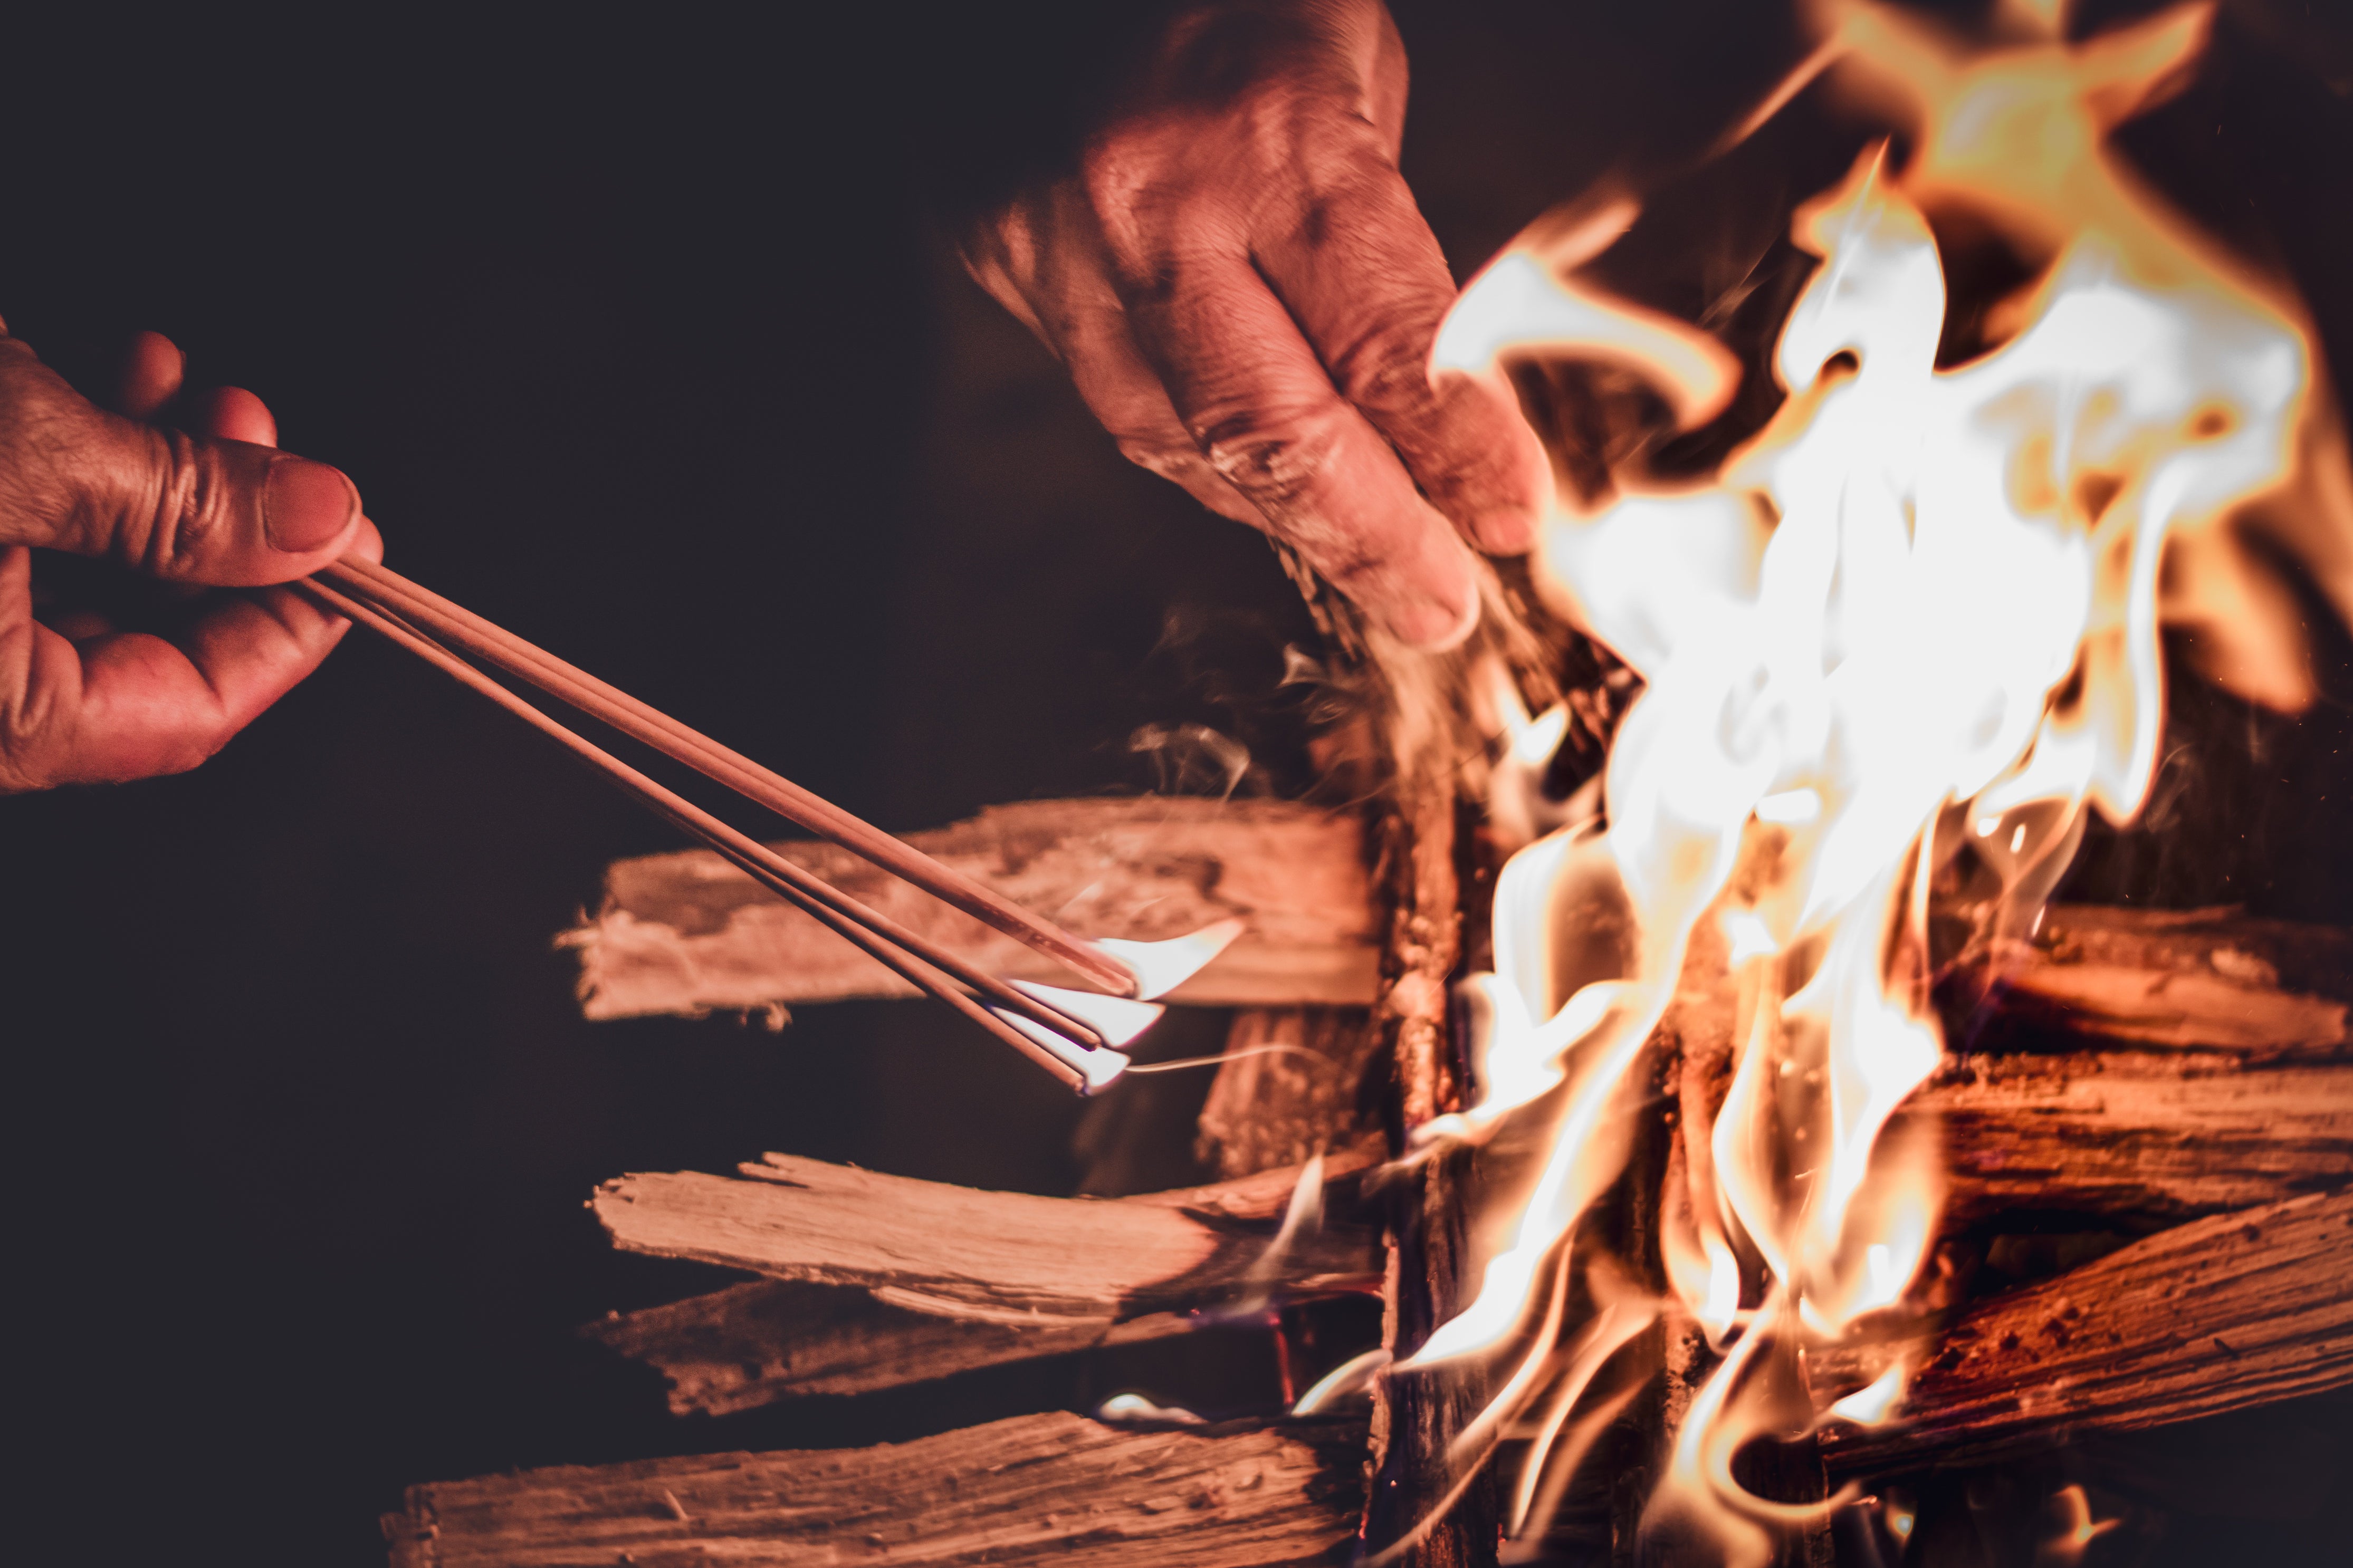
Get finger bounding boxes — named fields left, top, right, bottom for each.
left=185, top=385, right=279, bottom=448
left=1252, top=147, right=1549, bottom=555
left=980, top=191, right=1265, bottom=527
left=112, top=330, right=186, bottom=420
left=1117, top=251, right=1480, bottom=646
left=0, top=332, right=360, bottom=586
left=0, top=517, right=383, bottom=790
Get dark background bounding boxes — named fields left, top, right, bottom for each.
left=1, top=4, right=2347, bottom=1565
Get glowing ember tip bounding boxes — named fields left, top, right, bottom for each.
left=1087, top=917, right=1246, bottom=1001
left=993, top=981, right=1158, bottom=1091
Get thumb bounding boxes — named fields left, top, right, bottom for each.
left=0, top=332, right=360, bottom=587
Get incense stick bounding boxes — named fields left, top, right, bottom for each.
left=315, top=557, right=1137, bottom=998
left=299, top=575, right=1111, bottom=1091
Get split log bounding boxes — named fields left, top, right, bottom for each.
left=1195, top=1007, right=1383, bottom=1180
left=590, top=1148, right=1383, bottom=1326
left=379, top=1410, right=1369, bottom=1568
left=562, top=796, right=1381, bottom=1017
left=1909, top=1052, right=2353, bottom=1224
left=594, top=1052, right=2353, bottom=1417
left=1975, top=904, right=2352, bottom=1058
left=585, top=1278, right=1198, bottom=1415
left=1811, top=1186, right=2353, bottom=1473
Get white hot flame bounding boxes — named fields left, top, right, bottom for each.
left=1402, top=0, right=2350, bottom=1558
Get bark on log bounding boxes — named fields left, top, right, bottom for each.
left=1361, top=714, right=1491, bottom=1567
left=379, top=1410, right=1370, bottom=1568
left=1810, top=1187, right=2353, bottom=1473
left=562, top=797, right=1380, bottom=1017
left=590, top=1149, right=1383, bottom=1325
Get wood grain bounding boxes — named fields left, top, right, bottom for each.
left=1980, top=905, right=2353, bottom=1058
left=380, top=1410, right=1370, bottom=1567
left=1912, top=1052, right=2353, bottom=1223
left=590, top=1150, right=1383, bottom=1325
left=1195, top=1007, right=1383, bottom=1180
left=563, top=796, right=1381, bottom=1016
left=583, top=1280, right=1197, bottom=1415
left=1812, top=1187, right=2353, bottom=1473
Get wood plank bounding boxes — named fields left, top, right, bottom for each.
left=590, top=1149, right=1383, bottom=1325
left=561, top=796, right=1381, bottom=1017
left=1811, top=1187, right=2353, bottom=1473
left=379, top=1410, right=1369, bottom=1568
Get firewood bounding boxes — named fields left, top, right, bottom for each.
left=378, top=1409, right=1369, bottom=1568
left=1672, top=1030, right=2353, bottom=1227
left=1195, top=1006, right=1383, bottom=1180
left=1908, top=1052, right=2353, bottom=1223
left=584, top=1279, right=1199, bottom=1416
left=1810, top=1187, right=2353, bottom=1472
left=589, top=1148, right=1383, bottom=1325
left=561, top=796, right=1381, bottom=1017
left=1973, top=904, right=2352, bottom=1058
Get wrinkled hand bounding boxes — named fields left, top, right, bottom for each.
left=0, top=325, right=377, bottom=792
left=963, top=0, right=1548, bottom=647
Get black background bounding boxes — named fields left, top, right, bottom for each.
left=1, top=4, right=2348, bottom=1565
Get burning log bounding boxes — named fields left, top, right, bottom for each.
left=1974, top=905, right=2353, bottom=1059
left=590, top=1050, right=2353, bottom=1419
left=1811, top=1187, right=2353, bottom=1473
left=559, top=786, right=2353, bottom=1074
left=1910, top=1052, right=2353, bottom=1224
left=378, top=1410, right=1369, bottom=1568
left=562, top=797, right=1381, bottom=1017
left=590, top=1149, right=1382, bottom=1324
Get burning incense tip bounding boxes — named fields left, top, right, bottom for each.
left=1088, top=917, right=1246, bottom=1001
left=995, top=980, right=1163, bottom=1092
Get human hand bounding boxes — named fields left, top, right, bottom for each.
left=0, top=325, right=378, bottom=792
left=962, top=0, right=1548, bottom=647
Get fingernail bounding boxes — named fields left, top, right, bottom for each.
left=1388, top=588, right=1481, bottom=651
left=264, top=456, right=359, bottom=553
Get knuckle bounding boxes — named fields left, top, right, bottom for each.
left=1190, top=401, right=1343, bottom=514
left=1327, top=320, right=1438, bottom=412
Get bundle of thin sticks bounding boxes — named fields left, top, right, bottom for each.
left=300, top=557, right=1151, bottom=1092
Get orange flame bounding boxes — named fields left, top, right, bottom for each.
left=1411, top=0, right=2348, bottom=1557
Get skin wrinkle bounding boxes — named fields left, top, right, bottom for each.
left=964, top=0, right=1542, bottom=646
left=0, top=325, right=369, bottom=792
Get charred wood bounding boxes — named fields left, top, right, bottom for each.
left=379, top=1410, right=1369, bottom=1568
left=1811, top=1187, right=2353, bottom=1473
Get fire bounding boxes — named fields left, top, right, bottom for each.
left=1405, top=1, right=2347, bottom=1560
